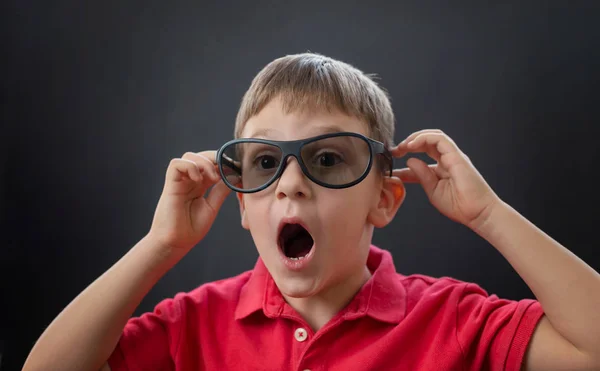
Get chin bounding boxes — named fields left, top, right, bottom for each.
left=274, top=274, right=321, bottom=299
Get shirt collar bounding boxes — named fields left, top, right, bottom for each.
left=235, top=245, right=406, bottom=324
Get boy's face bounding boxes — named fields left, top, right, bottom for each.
left=237, top=97, right=403, bottom=300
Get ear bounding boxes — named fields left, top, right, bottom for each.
left=237, top=192, right=249, bottom=230
left=367, top=176, right=405, bottom=228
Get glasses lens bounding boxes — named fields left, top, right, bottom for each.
left=220, top=141, right=283, bottom=191
left=301, top=135, right=370, bottom=186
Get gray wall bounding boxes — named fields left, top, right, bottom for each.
left=3, top=1, right=600, bottom=369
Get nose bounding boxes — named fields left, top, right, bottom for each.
left=275, top=156, right=312, bottom=200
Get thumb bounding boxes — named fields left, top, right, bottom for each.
left=205, top=180, right=232, bottom=214
left=406, top=158, right=438, bottom=197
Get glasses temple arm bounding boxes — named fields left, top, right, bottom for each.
left=222, top=157, right=242, bottom=175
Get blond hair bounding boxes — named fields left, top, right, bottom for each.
left=234, top=53, right=395, bottom=147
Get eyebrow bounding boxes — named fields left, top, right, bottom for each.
left=248, top=125, right=348, bottom=139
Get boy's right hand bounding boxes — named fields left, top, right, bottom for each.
left=148, top=151, right=231, bottom=255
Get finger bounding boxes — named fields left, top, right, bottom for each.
left=406, top=158, right=438, bottom=196
left=182, top=152, right=219, bottom=181
left=390, top=129, right=444, bottom=157
left=392, top=168, right=418, bottom=183
left=392, top=165, right=437, bottom=183
left=407, top=141, right=443, bottom=162
left=391, top=143, right=434, bottom=159
left=166, top=158, right=202, bottom=183
left=181, top=151, right=217, bottom=163
left=197, top=150, right=218, bottom=164
left=205, top=180, right=232, bottom=213
left=392, top=135, right=443, bottom=162
left=402, top=129, right=443, bottom=144
left=389, top=145, right=409, bottom=158
left=196, top=153, right=220, bottom=181
left=407, top=133, right=459, bottom=156
left=198, top=151, right=219, bottom=180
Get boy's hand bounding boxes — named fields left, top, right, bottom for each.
left=148, top=151, right=231, bottom=254
left=391, top=129, right=500, bottom=231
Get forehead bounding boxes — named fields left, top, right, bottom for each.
left=240, top=97, right=370, bottom=140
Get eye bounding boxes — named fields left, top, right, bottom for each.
left=255, top=155, right=279, bottom=170
left=315, top=152, right=343, bottom=167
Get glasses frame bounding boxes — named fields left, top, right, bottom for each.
left=216, top=131, right=393, bottom=194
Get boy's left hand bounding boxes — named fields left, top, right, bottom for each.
left=391, top=129, right=501, bottom=231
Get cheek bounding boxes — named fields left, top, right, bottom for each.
left=244, top=198, right=273, bottom=238
left=335, top=178, right=380, bottom=224
left=319, top=186, right=376, bottom=227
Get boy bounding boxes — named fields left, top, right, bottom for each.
left=24, top=53, right=600, bottom=370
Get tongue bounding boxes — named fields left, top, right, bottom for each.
left=286, top=233, right=313, bottom=258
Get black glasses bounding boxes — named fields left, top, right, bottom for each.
left=217, top=132, right=392, bottom=193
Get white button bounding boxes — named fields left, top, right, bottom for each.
left=294, top=327, right=308, bottom=342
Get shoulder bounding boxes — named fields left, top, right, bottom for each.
left=394, top=272, right=543, bottom=369
left=157, top=270, right=254, bottom=317
left=396, top=273, right=495, bottom=311
left=398, top=273, right=472, bottom=296
left=398, top=273, right=467, bottom=287
left=396, top=272, right=542, bottom=333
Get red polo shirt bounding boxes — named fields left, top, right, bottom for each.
left=108, top=245, right=544, bottom=371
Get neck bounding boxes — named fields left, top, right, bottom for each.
left=284, top=265, right=372, bottom=332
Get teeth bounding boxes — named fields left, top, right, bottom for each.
left=289, top=256, right=306, bottom=261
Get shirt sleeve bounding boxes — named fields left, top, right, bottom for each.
left=456, top=283, right=545, bottom=371
left=107, top=296, right=183, bottom=371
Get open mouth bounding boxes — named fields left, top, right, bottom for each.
left=278, top=223, right=314, bottom=260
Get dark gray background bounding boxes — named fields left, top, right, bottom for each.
left=2, top=1, right=600, bottom=370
